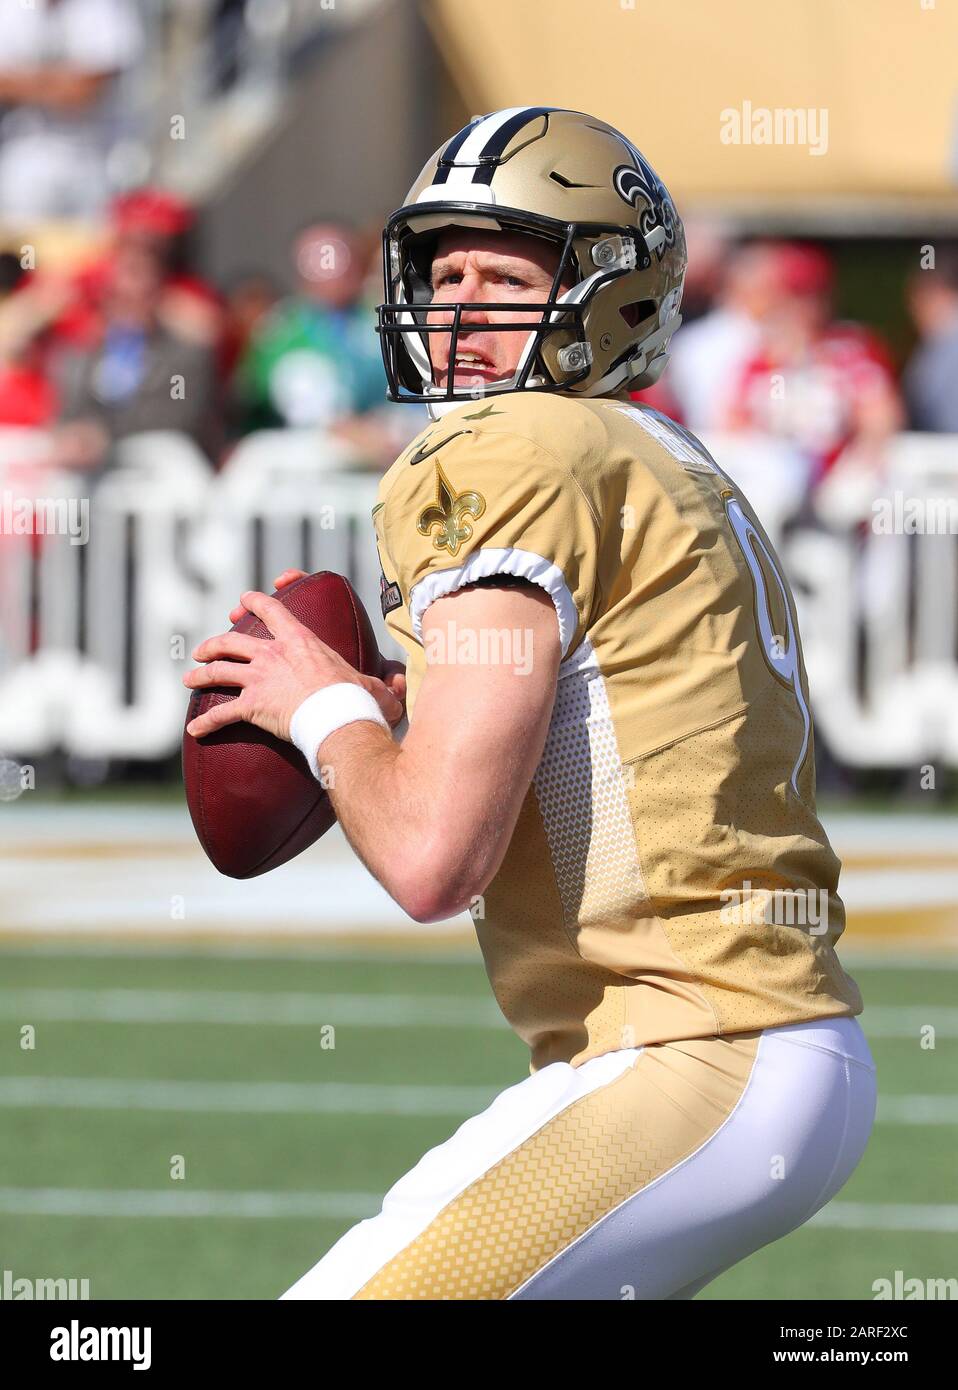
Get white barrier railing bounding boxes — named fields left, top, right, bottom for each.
left=1, top=428, right=957, bottom=768
left=0, top=430, right=395, bottom=760
left=789, top=436, right=958, bottom=767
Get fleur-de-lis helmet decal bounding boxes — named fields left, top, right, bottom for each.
left=417, top=463, right=486, bottom=558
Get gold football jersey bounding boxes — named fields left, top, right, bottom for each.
left=372, top=391, right=862, bottom=1071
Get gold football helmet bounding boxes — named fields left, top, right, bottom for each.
left=378, top=106, right=687, bottom=407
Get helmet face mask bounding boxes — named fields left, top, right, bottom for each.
left=379, top=208, right=623, bottom=403
left=376, top=108, right=687, bottom=408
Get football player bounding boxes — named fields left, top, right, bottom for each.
left=185, top=108, right=876, bottom=1300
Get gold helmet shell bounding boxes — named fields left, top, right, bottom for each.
left=378, top=106, right=686, bottom=405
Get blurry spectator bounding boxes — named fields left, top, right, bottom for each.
left=0, top=249, right=58, bottom=427
left=109, top=190, right=224, bottom=353
left=0, top=250, right=22, bottom=296
left=52, top=237, right=218, bottom=470
left=0, top=348, right=57, bottom=429
left=0, top=187, right=227, bottom=447
left=221, top=270, right=282, bottom=380
left=903, top=247, right=958, bottom=433
left=234, top=221, right=400, bottom=465
left=677, top=217, right=735, bottom=326
left=0, top=188, right=224, bottom=351
left=34, top=190, right=225, bottom=354
left=664, top=241, right=786, bottom=431
left=0, top=0, right=142, bottom=221
left=724, top=244, right=902, bottom=488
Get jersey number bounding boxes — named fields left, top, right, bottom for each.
left=725, top=497, right=811, bottom=794
left=621, top=403, right=812, bottom=793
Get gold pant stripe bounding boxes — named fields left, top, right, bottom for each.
left=354, top=1033, right=760, bottom=1300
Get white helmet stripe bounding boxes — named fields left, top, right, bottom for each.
left=441, top=107, right=540, bottom=191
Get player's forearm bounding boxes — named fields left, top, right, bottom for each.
left=318, top=721, right=496, bottom=922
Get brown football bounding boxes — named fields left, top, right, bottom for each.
left=183, top=571, right=383, bottom=879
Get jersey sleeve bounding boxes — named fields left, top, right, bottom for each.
left=379, top=428, right=600, bottom=660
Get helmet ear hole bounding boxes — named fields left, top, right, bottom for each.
left=619, top=299, right=656, bottom=329
left=404, top=232, right=439, bottom=302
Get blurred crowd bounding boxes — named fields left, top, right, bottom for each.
left=634, top=229, right=958, bottom=525
left=0, top=0, right=956, bottom=500
left=1, top=191, right=956, bottom=501
left=0, top=191, right=416, bottom=473
left=0, top=0, right=415, bottom=475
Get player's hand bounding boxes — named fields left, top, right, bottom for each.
left=229, top=569, right=306, bottom=625
left=184, top=590, right=404, bottom=740
left=224, top=571, right=407, bottom=723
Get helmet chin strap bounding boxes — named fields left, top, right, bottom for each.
left=424, top=376, right=549, bottom=421
left=426, top=397, right=474, bottom=421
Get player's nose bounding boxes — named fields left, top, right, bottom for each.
left=432, top=282, right=491, bottom=322
left=458, top=302, right=492, bottom=326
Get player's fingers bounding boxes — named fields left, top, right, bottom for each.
left=380, top=660, right=407, bottom=707
left=185, top=696, right=247, bottom=739
left=228, top=573, right=305, bottom=624
left=239, top=589, right=302, bottom=639
left=192, top=632, right=261, bottom=662
left=273, top=568, right=308, bottom=590
left=363, top=676, right=404, bottom=728
left=183, top=660, right=251, bottom=691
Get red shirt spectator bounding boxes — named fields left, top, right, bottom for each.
left=723, top=244, right=901, bottom=482
left=0, top=359, right=57, bottom=426
left=727, top=322, right=899, bottom=478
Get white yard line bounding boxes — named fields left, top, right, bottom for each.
left=0, top=988, right=951, bottom=1038
left=0, top=988, right=504, bottom=1028
left=875, top=1094, right=958, bottom=1125
left=0, top=1074, right=955, bottom=1124
left=0, top=1186, right=378, bottom=1219
left=0, top=1076, right=498, bottom=1116
left=809, top=1203, right=958, bottom=1233
left=0, top=1185, right=953, bottom=1232
left=862, top=1006, right=958, bottom=1037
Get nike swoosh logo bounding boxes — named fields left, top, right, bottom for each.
left=408, top=429, right=471, bottom=465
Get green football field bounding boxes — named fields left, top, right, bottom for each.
left=0, top=944, right=954, bottom=1300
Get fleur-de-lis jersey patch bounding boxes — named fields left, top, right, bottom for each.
left=416, top=462, right=486, bottom=557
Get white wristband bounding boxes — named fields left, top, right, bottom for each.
left=289, top=683, right=389, bottom=780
